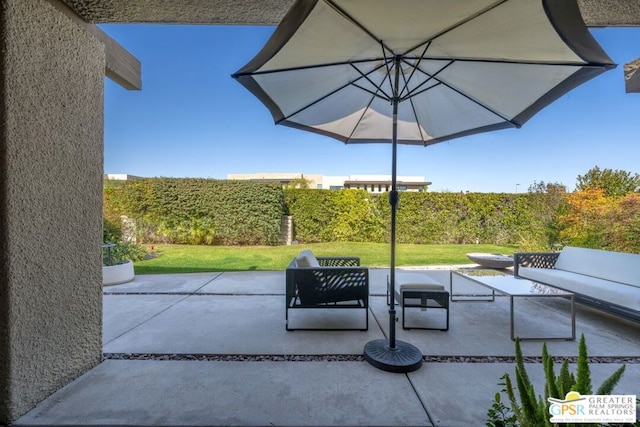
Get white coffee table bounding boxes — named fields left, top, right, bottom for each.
left=450, top=269, right=575, bottom=341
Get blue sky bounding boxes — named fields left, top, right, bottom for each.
left=102, top=24, right=640, bottom=193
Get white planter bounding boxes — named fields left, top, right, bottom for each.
left=102, top=260, right=135, bottom=286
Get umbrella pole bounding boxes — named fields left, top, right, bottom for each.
left=388, top=91, right=399, bottom=350
left=363, top=56, right=423, bottom=373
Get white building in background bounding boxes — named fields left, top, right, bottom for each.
left=227, top=172, right=431, bottom=193
left=103, top=173, right=142, bottom=181
left=227, top=172, right=322, bottom=188
left=342, top=174, right=430, bottom=193
left=103, top=172, right=432, bottom=193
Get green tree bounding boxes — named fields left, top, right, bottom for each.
left=527, top=181, right=566, bottom=196
left=524, top=181, right=567, bottom=250
left=558, top=187, right=611, bottom=248
left=576, top=166, right=640, bottom=197
left=602, top=192, right=640, bottom=253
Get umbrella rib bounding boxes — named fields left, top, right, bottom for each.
left=351, top=82, right=390, bottom=102
left=350, top=62, right=393, bottom=102
left=324, top=0, right=395, bottom=57
left=423, top=57, right=595, bottom=67
left=324, top=0, right=513, bottom=69
left=381, top=52, right=395, bottom=97
left=399, top=42, right=432, bottom=100
left=275, top=83, right=348, bottom=125
left=403, top=58, right=600, bottom=127
left=400, top=60, right=454, bottom=102
left=398, top=55, right=448, bottom=145
left=406, top=94, right=428, bottom=146
left=275, top=62, right=389, bottom=124
left=415, top=63, right=517, bottom=127
left=401, top=0, right=509, bottom=56
left=400, top=82, right=441, bottom=104
left=235, top=58, right=381, bottom=77
left=341, top=57, right=592, bottom=82
left=346, top=95, right=377, bottom=143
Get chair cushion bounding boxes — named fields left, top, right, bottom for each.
left=295, top=249, right=320, bottom=268
left=396, top=283, right=447, bottom=310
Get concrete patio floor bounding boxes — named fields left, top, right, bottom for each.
left=16, top=268, right=640, bottom=426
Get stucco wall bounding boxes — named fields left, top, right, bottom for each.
left=0, top=0, right=8, bottom=419
left=0, top=0, right=105, bottom=422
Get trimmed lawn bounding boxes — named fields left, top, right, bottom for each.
left=134, top=243, right=518, bottom=274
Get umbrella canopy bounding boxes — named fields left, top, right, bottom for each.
left=232, top=0, right=614, bottom=373
left=233, top=0, right=613, bottom=146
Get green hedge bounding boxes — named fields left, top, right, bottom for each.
left=104, top=179, right=639, bottom=253
left=285, top=189, right=552, bottom=248
left=284, top=189, right=384, bottom=242
left=105, top=180, right=561, bottom=249
left=105, top=178, right=285, bottom=246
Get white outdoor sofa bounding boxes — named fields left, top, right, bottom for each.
left=514, top=246, right=640, bottom=322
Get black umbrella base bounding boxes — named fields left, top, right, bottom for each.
left=364, top=339, right=423, bottom=373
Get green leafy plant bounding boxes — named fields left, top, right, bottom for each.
left=103, top=241, right=149, bottom=265
left=103, top=218, right=122, bottom=243
left=486, top=383, right=518, bottom=427
left=489, top=334, right=630, bottom=427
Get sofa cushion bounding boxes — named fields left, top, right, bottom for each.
left=555, top=247, right=640, bottom=287
left=518, top=267, right=640, bottom=310
left=295, top=249, right=320, bottom=268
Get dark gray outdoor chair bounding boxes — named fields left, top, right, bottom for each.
left=285, top=251, right=369, bottom=331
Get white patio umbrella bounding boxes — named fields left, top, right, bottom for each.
left=232, top=0, right=614, bottom=373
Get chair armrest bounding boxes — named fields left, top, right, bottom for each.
left=513, top=252, right=560, bottom=277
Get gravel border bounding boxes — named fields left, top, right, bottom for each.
left=103, top=353, right=640, bottom=364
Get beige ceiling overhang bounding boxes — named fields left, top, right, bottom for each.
left=59, top=0, right=640, bottom=92
left=58, top=0, right=640, bottom=26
